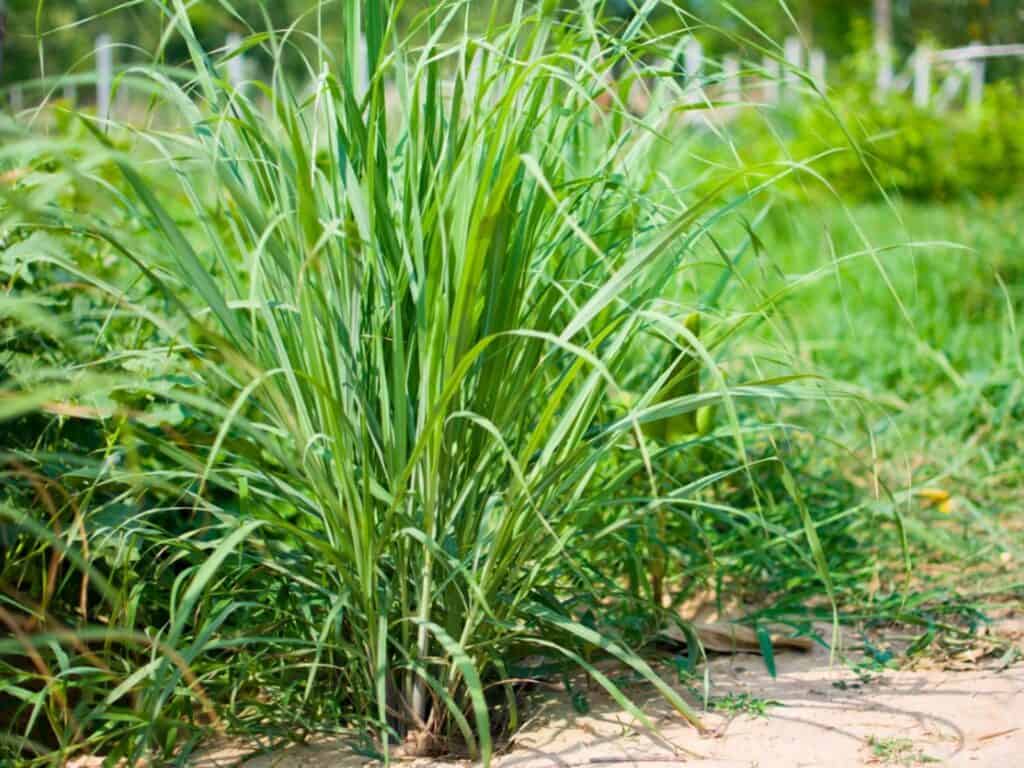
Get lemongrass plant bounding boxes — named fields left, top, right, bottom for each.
left=0, top=0, right=832, bottom=762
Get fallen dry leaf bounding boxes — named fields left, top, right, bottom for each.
left=660, top=621, right=814, bottom=655
left=978, top=727, right=1019, bottom=743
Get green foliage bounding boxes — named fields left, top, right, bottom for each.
left=1, top=2, right=831, bottom=763
left=867, top=736, right=939, bottom=766
left=716, top=78, right=1024, bottom=203
left=708, top=692, right=779, bottom=717
left=804, top=81, right=1024, bottom=201
left=4, top=1, right=1019, bottom=766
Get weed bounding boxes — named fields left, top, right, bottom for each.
left=866, top=736, right=939, bottom=766
left=708, top=692, right=779, bottom=718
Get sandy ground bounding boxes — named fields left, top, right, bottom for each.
left=196, top=621, right=1024, bottom=768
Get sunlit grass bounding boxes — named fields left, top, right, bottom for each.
left=0, top=1, right=795, bottom=761
left=5, top=2, right=1012, bottom=766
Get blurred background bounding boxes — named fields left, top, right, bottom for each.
left=2, top=1, right=1024, bottom=84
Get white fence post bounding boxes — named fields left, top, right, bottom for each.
left=913, top=46, right=931, bottom=107
left=684, top=39, right=703, bottom=103
left=10, top=84, right=22, bottom=112
left=783, top=36, right=802, bottom=92
left=968, top=60, right=985, bottom=107
left=967, top=42, right=985, bottom=107
left=646, top=56, right=671, bottom=107
left=226, top=33, right=245, bottom=89
left=874, top=0, right=894, bottom=96
left=762, top=56, right=780, bottom=103
left=722, top=55, right=740, bottom=103
left=876, top=59, right=894, bottom=99
left=63, top=83, right=77, bottom=104
left=809, top=49, right=826, bottom=90
left=936, top=66, right=965, bottom=111
left=96, top=34, right=113, bottom=120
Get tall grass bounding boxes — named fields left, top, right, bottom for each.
left=0, top=1, right=841, bottom=763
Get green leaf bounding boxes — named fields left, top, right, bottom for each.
left=755, top=625, right=777, bottom=679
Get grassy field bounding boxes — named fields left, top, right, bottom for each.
left=768, top=199, right=1022, bottom=567
left=752, top=197, right=1023, bottom=614
left=616, top=195, right=1024, bottom=628
left=1, top=1, right=1022, bottom=765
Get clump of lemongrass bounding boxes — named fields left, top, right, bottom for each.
left=0, top=0, right=842, bottom=763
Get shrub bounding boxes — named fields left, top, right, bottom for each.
left=709, top=74, right=1024, bottom=202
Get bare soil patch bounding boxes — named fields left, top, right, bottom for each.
left=194, top=619, right=1024, bottom=768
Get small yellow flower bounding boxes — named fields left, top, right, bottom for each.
left=917, top=488, right=954, bottom=513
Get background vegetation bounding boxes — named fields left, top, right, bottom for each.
left=3, top=1, right=1024, bottom=85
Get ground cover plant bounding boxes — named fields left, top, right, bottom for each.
left=755, top=199, right=1023, bottom=591
left=2, top=1, right=1021, bottom=766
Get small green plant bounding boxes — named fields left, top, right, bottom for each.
left=708, top=692, right=779, bottom=718
left=867, top=736, right=939, bottom=766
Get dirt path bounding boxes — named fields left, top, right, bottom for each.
left=199, top=625, right=1023, bottom=768
left=487, top=647, right=1023, bottom=768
